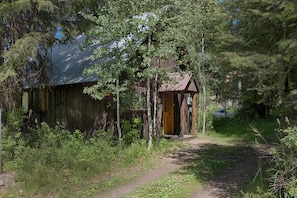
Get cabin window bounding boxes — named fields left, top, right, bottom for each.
left=39, top=89, right=48, bottom=111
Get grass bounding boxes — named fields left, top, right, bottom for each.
left=210, top=117, right=279, bottom=143
left=1, top=138, right=182, bottom=198
left=125, top=143, right=253, bottom=198
left=185, top=144, right=252, bottom=181
left=125, top=173, right=199, bottom=198
left=2, top=117, right=279, bottom=197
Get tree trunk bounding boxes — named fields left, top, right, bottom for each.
left=153, top=73, right=158, bottom=137
left=180, top=92, right=186, bottom=138
left=201, top=32, right=207, bottom=135
left=147, top=77, right=153, bottom=150
left=116, top=78, right=122, bottom=140
left=142, top=111, right=148, bottom=139
left=202, top=84, right=207, bottom=135
left=147, top=31, right=153, bottom=150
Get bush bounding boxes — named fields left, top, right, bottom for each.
left=121, top=118, right=142, bottom=145
left=1, top=122, right=118, bottom=195
left=1, top=112, right=177, bottom=197
left=267, top=124, right=297, bottom=197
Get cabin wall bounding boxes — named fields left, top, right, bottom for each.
left=27, top=85, right=115, bottom=137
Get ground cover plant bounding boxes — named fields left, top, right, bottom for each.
left=125, top=173, right=199, bottom=198
left=211, top=117, right=279, bottom=143
left=241, top=118, right=297, bottom=198
left=1, top=110, right=290, bottom=198
left=1, top=111, right=180, bottom=197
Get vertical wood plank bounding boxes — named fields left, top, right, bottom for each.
left=191, top=93, right=197, bottom=135
left=180, top=92, right=186, bottom=137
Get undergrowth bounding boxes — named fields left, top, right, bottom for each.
left=239, top=118, right=297, bottom=198
left=211, top=117, right=279, bottom=143
left=1, top=111, right=178, bottom=197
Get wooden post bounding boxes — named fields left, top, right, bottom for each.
left=191, top=93, right=197, bottom=135
left=180, top=92, right=186, bottom=137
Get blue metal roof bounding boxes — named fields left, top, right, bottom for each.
left=48, top=35, right=98, bottom=86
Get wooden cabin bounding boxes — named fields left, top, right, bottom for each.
left=22, top=35, right=115, bottom=137
left=22, top=35, right=199, bottom=138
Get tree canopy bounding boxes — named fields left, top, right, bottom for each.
left=221, top=0, right=297, bottom=117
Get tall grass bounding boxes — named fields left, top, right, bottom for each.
left=210, top=117, right=279, bottom=143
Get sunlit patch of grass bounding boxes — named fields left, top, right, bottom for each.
left=125, top=173, right=200, bottom=198
left=209, top=118, right=279, bottom=143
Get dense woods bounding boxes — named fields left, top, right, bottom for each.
left=220, top=0, right=297, bottom=119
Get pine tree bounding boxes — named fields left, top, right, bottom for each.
left=221, top=0, right=297, bottom=117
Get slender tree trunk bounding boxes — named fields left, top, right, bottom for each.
left=147, top=77, right=153, bottom=150
left=116, top=78, right=122, bottom=140
left=147, top=32, right=153, bottom=150
left=201, top=32, right=207, bottom=135
left=153, top=73, right=158, bottom=137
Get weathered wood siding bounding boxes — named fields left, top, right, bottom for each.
left=28, top=85, right=115, bottom=137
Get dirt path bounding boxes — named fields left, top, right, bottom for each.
left=95, top=138, right=264, bottom=198
left=189, top=144, right=259, bottom=198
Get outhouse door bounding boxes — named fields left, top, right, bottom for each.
left=162, top=92, right=174, bottom=134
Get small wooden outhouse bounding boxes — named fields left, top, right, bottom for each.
left=159, top=72, right=199, bottom=137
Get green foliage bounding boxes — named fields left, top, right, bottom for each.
left=267, top=125, right=297, bottom=197
left=1, top=114, right=178, bottom=197
left=122, top=118, right=142, bottom=145
left=2, top=109, right=27, bottom=163
left=3, top=32, right=44, bottom=73
left=1, top=122, right=117, bottom=196
left=120, top=140, right=149, bottom=166
left=211, top=117, right=278, bottom=143
left=241, top=119, right=297, bottom=198
left=220, top=0, right=297, bottom=116
left=5, top=109, right=26, bottom=136
left=126, top=174, right=197, bottom=198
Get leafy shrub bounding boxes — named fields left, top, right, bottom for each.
left=267, top=124, right=297, bottom=197
left=120, top=140, right=149, bottom=165
left=2, top=122, right=118, bottom=195
left=121, top=118, right=142, bottom=145
left=1, top=111, right=177, bottom=197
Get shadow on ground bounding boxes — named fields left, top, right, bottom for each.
left=164, top=142, right=261, bottom=198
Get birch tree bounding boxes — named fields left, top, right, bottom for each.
left=84, top=0, right=225, bottom=145
left=83, top=1, right=136, bottom=140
